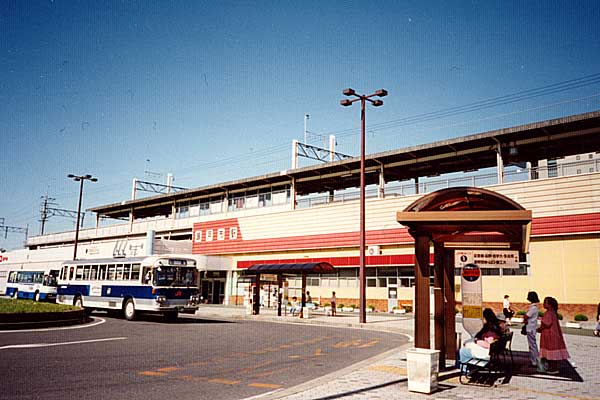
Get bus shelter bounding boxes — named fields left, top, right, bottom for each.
left=397, top=187, right=531, bottom=367
left=243, top=262, right=335, bottom=316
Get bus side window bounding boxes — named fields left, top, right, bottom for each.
left=99, top=265, right=107, bottom=280
left=131, top=264, right=141, bottom=281
left=123, top=264, right=131, bottom=280
left=69, top=267, right=75, bottom=281
left=90, top=265, right=98, bottom=280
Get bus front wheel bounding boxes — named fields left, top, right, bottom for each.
left=123, top=299, right=136, bottom=321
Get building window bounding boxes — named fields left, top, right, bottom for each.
left=194, top=231, right=202, bottom=242
left=577, top=169, right=581, bottom=174
left=576, top=155, right=581, bottom=160
left=206, top=229, right=213, bottom=241
left=217, top=228, right=225, bottom=240
left=548, top=159, right=558, bottom=178
left=230, top=227, right=238, bottom=240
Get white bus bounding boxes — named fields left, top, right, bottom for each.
left=4, top=263, right=61, bottom=302
left=57, top=255, right=200, bottom=320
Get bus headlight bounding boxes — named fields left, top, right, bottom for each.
left=155, top=295, right=167, bottom=304
left=189, top=294, right=200, bottom=304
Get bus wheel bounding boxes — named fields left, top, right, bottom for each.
left=164, top=311, right=178, bottom=321
left=34, top=291, right=40, bottom=302
left=123, top=299, right=136, bottom=321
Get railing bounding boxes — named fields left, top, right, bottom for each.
left=296, top=158, right=600, bottom=209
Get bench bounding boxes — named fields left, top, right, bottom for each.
left=459, top=332, right=513, bottom=385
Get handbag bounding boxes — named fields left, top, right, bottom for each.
left=521, top=325, right=527, bottom=335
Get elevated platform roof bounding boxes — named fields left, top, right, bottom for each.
left=90, top=110, right=600, bottom=220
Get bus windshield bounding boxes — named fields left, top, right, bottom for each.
left=153, top=266, right=198, bottom=287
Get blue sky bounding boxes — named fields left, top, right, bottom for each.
left=1, top=1, right=600, bottom=250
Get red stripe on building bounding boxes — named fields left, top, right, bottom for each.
left=192, top=212, right=600, bottom=255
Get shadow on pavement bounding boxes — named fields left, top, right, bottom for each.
left=97, top=312, right=235, bottom=325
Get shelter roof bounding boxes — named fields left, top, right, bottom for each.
left=243, top=262, right=335, bottom=274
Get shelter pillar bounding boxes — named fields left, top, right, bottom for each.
left=253, top=273, right=261, bottom=315
left=414, top=231, right=431, bottom=349
left=433, top=242, right=445, bottom=366
left=444, top=248, right=456, bottom=360
left=277, top=275, right=283, bottom=317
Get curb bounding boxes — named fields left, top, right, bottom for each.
left=0, top=309, right=90, bottom=330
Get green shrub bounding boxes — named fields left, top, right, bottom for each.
left=349, top=304, right=357, bottom=309
left=404, top=305, right=413, bottom=313
left=557, top=313, right=563, bottom=320
left=392, top=305, right=399, bottom=310
left=323, top=302, right=331, bottom=307
left=574, top=314, right=588, bottom=321
left=516, top=310, right=526, bottom=316
left=367, top=304, right=375, bottom=310
left=338, top=303, right=344, bottom=309
left=538, top=311, right=545, bottom=318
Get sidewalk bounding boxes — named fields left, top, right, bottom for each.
left=195, top=305, right=600, bottom=400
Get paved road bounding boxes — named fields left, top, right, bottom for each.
left=0, top=313, right=408, bottom=400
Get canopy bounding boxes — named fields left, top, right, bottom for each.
left=244, top=262, right=335, bottom=275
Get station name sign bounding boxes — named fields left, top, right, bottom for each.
left=455, top=249, right=519, bottom=269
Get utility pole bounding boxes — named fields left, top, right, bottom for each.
left=40, top=194, right=56, bottom=235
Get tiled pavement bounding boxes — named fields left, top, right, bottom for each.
left=194, top=306, right=600, bottom=400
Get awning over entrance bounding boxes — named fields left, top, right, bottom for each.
left=244, top=262, right=335, bottom=275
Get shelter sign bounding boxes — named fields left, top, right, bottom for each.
left=461, top=263, right=482, bottom=338
left=455, top=250, right=519, bottom=269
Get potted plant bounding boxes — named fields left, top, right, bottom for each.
left=337, top=303, right=345, bottom=312
left=512, top=310, right=526, bottom=324
left=566, top=313, right=587, bottom=329
left=392, top=305, right=406, bottom=314
left=343, top=304, right=355, bottom=312
left=367, top=304, right=375, bottom=313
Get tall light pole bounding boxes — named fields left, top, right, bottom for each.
left=340, top=88, right=387, bottom=323
left=68, top=174, right=97, bottom=260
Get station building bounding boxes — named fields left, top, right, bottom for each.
left=5, top=110, right=600, bottom=319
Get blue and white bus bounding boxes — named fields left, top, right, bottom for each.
left=5, top=264, right=61, bottom=301
left=56, top=255, right=200, bottom=320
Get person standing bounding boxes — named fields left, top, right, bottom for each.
left=330, top=291, right=337, bottom=316
left=594, top=302, right=600, bottom=337
left=503, top=294, right=515, bottom=325
left=523, top=291, right=540, bottom=368
left=537, top=296, right=570, bottom=374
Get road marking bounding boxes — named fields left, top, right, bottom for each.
left=332, top=339, right=362, bottom=348
left=157, top=367, right=181, bottom=372
left=208, top=378, right=240, bottom=385
left=358, top=339, right=380, bottom=348
left=0, top=336, right=126, bottom=350
left=0, top=317, right=106, bottom=334
left=248, top=383, right=282, bottom=389
left=139, top=371, right=167, bottom=377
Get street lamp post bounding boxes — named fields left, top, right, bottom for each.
left=68, top=174, right=98, bottom=260
left=340, top=88, right=387, bottom=323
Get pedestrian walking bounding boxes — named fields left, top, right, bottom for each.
left=330, top=291, right=337, bottom=316
left=538, top=296, right=570, bottom=374
left=503, top=294, right=515, bottom=325
left=523, top=291, right=541, bottom=368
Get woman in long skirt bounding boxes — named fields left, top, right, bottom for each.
left=538, top=296, right=570, bottom=374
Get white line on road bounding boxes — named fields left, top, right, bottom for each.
left=0, top=317, right=106, bottom=334
left=0, top=337, right=127, bottom=350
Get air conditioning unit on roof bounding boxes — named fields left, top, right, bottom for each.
left=367, top=245, right=381, bottom=255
